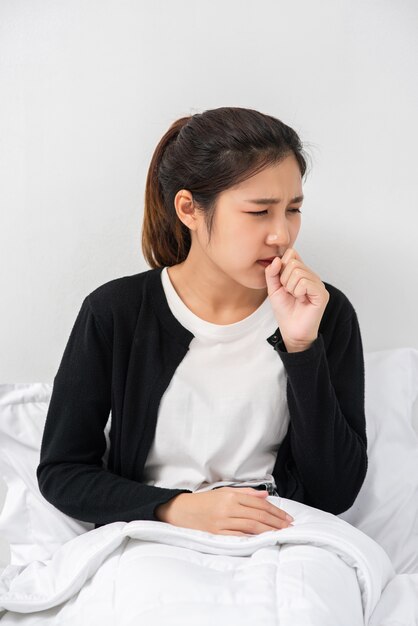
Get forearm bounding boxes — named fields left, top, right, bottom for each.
left=272, top=333, right=368, bottom=514
left=37, top=461, right=192, bottom=525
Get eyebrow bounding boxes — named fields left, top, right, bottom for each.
left=244, top=195, right=304, bottom=206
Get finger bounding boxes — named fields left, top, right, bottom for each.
left=279, top=258, right=317, bottom=282
left=249, top=508, right=293, bottom=531
left=226, top=517, right=291, bottom=534
left=293, top=277, right=326, bottom=303
left=224, top=487, right=269, bottom=497
left=264, top=257, right=283, bottom=297
left=282, top=269, right=313, bottom=295
left=279, top=260, right=305, bottom=287
left=244, top=488, right=269, bottom=496
left=235, top=494, right=291, bottom=523
left=281, top=248, right=303, bottom=266
left=217, top=530, right=251, bottom=537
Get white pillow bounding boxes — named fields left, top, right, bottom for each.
left=338, top=347, right=418, bottom=574
left=0, top=384, right=110, bottom=565
left=0, top=348, right=417, bottom=572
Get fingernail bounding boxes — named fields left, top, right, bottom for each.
left=286, top=514, right=294, bottom=521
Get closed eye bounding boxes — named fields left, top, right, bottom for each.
left=249, top=209, right=302, bottom=216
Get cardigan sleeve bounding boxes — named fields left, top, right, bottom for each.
left=36, top=296, right=192, bottom=526
left=267, top=309, right=368, bottom=515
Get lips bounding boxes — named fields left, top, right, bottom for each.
left=258, top=257, right=276, bottom=262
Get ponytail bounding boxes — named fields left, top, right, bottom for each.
left=142, top=116, right=192, bottom=268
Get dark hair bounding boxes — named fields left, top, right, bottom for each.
left=142, top=106, right=310, bottom=269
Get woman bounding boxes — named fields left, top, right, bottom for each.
left=37, top=106, right=368, bottom=538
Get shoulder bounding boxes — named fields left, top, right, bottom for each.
left=81, top=268, right=161, bottom=338
left=86, top=269, right=152, bottom=312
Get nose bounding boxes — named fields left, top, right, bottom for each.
left=267, top=225, right=291, bottom=247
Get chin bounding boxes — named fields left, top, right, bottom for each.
left=238, top=273, right=268, bottom=291
left=224, top=264, right=267, bottom=290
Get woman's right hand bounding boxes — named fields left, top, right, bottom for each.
left=154, top=487, right=294, bottom=536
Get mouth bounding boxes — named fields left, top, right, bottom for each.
left=257, top=257, right=277, bottom=263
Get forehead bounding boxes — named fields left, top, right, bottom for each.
left=225, top=156, right=302, bottom=199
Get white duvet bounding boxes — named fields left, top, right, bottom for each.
left=0, top=497, right=417, bottom=626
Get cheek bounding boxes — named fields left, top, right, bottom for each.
left=231, top=233, right=255, bottom=259
left=223, top=223, right=253, bottom=247
left=289, top=219, right=301, bottom=237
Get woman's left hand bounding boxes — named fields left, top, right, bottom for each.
left=264, top=248, right=330, bottom=352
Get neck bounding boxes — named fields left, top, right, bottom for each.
left=167, top=257, right=268, bottom=318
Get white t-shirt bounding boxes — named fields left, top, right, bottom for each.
left=142, top=267, right=290, bottom=493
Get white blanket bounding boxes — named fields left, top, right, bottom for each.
left=0, top=497, right=415, bottom=625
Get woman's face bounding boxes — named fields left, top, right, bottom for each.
left=190, top=153, right=304, bottom=291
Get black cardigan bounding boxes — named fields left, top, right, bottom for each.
left=37, top=267, right=368, bottom=528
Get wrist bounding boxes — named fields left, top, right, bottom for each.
left=283, top=337, right=317, bottom=353
left=155, top=493, right=189, bottom=523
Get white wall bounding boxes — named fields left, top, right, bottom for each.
left=1, top=0, right=417, bottom=384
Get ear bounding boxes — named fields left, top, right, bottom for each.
left=174, top=189, right=199, bottom=231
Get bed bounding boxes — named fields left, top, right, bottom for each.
left=0, top=347, right=417, bottom=625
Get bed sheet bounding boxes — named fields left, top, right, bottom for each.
left=0, top=496, right=416, bottom=626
